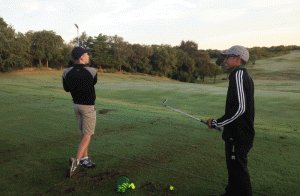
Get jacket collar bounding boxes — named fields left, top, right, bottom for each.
left=236, top=65, right=245, bottom=69
left=228, top=65, right=246, bottom=78
left=73, top=64, right=86, bottom=68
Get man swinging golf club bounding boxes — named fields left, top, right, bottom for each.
left=207, top=45, right=255, bottom=196
left=63, top=46, right=97, bottom=177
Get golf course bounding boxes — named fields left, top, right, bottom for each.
left=0, top=51, right=299, bottom=196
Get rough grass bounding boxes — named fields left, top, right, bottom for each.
left=248, top=51, right=300, bottom=80
left=0, top=52, right=300, bottom=195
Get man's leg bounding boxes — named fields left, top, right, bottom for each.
left=77, top=134, right=92, bottom=161
left=68, top=135, right=91, bottom=178
left=225, top=142, right=252, bottom=196
left=68, top=104, right=82, bottom=177
left=79, top=133, right=89, bottom=158
left=78, top=105, right=96, bottom=168
left=68, top=104, right=96, bottom=177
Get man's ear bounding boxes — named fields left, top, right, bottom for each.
left=77, top=56, right=82, bottom=64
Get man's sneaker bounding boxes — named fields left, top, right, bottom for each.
left=79, top=157, right=95, bottom=168
left=67, top=158, right=78, bottom=177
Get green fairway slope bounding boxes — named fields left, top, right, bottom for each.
left=0, top=51, right=299, bottom=195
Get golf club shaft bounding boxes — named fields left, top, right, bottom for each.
left=162, top=100, right=221, bottom=132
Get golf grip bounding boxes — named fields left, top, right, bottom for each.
left=162, top=100, right=221, bottom=132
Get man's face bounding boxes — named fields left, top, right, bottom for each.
left=224, top=55, right=241, bottom=71
left=80, top=53, right=89, bottom=64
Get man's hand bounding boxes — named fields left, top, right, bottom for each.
left=207, top=119, right=213, bottom=130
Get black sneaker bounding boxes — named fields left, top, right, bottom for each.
left=79, top=157, right=95, bottom=168
left=67, top=158, right=79, bottom=177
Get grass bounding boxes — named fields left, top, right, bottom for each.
left=248, top=51, right=300, bottom=80
left=0, top=51, right=300, bottom=196
left=210, top=58, right=218, bottom=64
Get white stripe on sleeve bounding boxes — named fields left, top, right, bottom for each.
left=216, top=70, right=246, bottom=127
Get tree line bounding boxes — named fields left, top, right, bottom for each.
left=1, top=17, right=300, bottom=83
left=67, top=32, right=223, bottom=83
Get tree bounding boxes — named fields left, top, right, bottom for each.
left=177, top=40, right=211, bottom=81
left=206, top=49, right=220, bottom=59
left=109, top=35, right=134, bottom=72
left=150, top=45, right=177, bottom=77
left=178, top=40, right=198, bottom=57
left=90, top=34, right=113, bottom=69
left=208, top=63, right=222, bottom=83
left=174, top=49, right=196, bottom=82
left=195, top=58, right=209, bottom=82
left=0, top=17, right=31, bottom=72
left=129, top=44, right=153, bottom=73
left=26, top=30, right=64, bottom=68
left=0, top=18, right=15, bottom=72
left=54, top=43, right=73, bottom=70
left=44, top=32, right=64, bottom=68
left=11, top=32, right=32, bottom=69
left=26, top=30, right=45, bottom=67
left=194, top=52, right=211, bottom=82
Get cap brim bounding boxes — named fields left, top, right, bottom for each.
left=220, top=50, right=231, bottom=56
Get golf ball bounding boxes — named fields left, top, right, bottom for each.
left=130, top=183, right=135, bottom=189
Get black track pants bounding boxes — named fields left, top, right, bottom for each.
left=225, top=142, right=252, bottom=196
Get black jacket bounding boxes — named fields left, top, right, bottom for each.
left=62, top=64, right=97, bottom=105
left=212, top=67, right=255, bottom=147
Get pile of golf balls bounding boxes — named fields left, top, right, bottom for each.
left=118, top=183, right=135, bottom=192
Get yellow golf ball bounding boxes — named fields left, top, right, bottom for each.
left=170, top=186, right=174, bottom=190
left=130, top=183, right=135, bottom=189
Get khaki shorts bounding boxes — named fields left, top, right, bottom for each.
left=74, top=104, right=96, bottom=135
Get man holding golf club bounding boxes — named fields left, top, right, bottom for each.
left=207, top=45, right=255, bottom=196
left=63, top=46, right=97, bottom=177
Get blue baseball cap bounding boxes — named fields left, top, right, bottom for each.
left=71, top=46, right=92, bottom=60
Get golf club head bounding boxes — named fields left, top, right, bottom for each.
left=162, top=99, right=168, bottom=106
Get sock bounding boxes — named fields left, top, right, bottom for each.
left=81, top=157, right=88, bottom=161
left=77, top=159, right=80, bottom=165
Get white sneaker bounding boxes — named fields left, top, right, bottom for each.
left=79, top=157, right=95, bottom=168
left=67, top=158, right=79, bottom=177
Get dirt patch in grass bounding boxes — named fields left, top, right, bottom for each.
left=98, top=109, right=117, bottom=114
left=0, top=140, right=31, bottom=164
left=41, top=168, right=129, bottom=195
left=5, top=67, right=58, bottom=74
left=149, top=118, right=161, bottom=124
left=140, top=181, right=175, bottom=196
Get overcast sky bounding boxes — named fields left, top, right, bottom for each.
left=1, top=0, right=299, bottom=50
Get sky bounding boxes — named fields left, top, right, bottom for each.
left=1, top=0, right=300, bottom=50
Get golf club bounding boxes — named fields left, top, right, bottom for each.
left=162, top=99, right=221, bottom=132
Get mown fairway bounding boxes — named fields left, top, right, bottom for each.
left=1, top=51, right=299, bottom=196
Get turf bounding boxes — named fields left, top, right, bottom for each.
left=0, top=51, right=299, bottom=195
